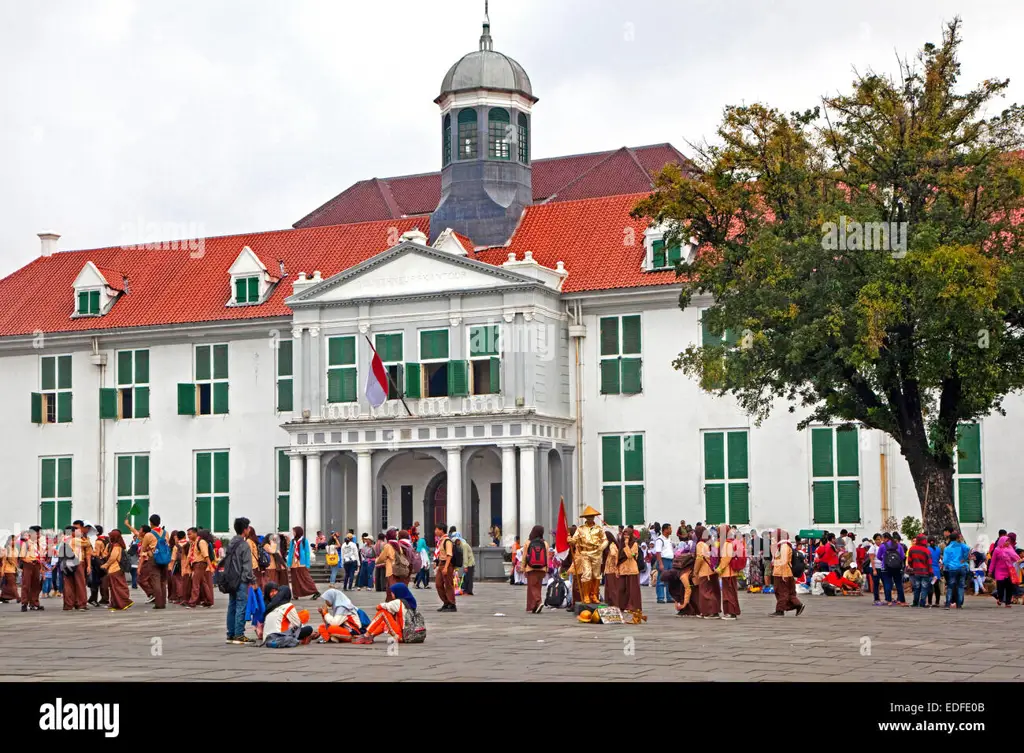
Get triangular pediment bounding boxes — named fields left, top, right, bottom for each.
left=228, top=245, right=267, bottom=276
left=72, top=261, right=108, bottom=289
left=286, top=242, right=539, bottom=305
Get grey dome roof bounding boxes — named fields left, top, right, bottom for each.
left=439, top=49, right=535, bottom=100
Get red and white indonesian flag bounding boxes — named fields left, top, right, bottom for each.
left=365, top=349, right=388, bottom=408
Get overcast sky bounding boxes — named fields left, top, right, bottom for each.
left=2, top=0, right=1022, bottom=277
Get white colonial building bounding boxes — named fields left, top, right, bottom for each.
left=0, top=15, right=1019, bottom=545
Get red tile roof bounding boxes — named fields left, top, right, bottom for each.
left=94, top=266, right=126, bottom=292
left=292, top=143, right=690, bottom=228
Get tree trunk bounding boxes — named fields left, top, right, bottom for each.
left=903, top=448, right=959, bottom=536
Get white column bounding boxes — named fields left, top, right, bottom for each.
left=445, top=446, right=463, bottom=534
left=501, top=444, right=518, bottom=545
left=356, top=450, right=373, bottom=538
left=305, top=452, right=321, bottom=536
left=519, top=442, right=537, bottom=539
left=288, top=452, right=304, bottom=533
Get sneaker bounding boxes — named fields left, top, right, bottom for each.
left=225, top=636, right=239, bottom=644
left=437, top=605, right=448, bottom=612
left=795, top=604, right=805, bottom=617
left=32, top=605, right=44, bottom=611
left=21, top=604, right=27, bottom=612
left=123, top=601, right=134, bottom=610
left=236, top=636, right=254, bottom=644
left=146, top=596, right=156, bottom=604
left=723, top=614, right=738, bottom=620
left=706, top=614, right=721, bottom=619
left=769, top=611, right=784, bottom=616
left=945, top=605, right=951, bottom=610
left=873, top=601, right=882, bottom=606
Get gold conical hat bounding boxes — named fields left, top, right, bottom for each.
left=580, top=505, right=601, bottom=518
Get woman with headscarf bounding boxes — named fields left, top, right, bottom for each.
left=317, top=588, right=368, bottom=642
left=376, top=529, right=410, bottom=600
left=771, top=529, right=805, bottom=616
left=261, top=584, right=313, bottom=647
left=353, top=582, right=424, bottom=644
left=288, top=526, right=320, bottom=600
left=602, top=530, right=620, bottom=608
left=522, top=525, right=549, bottom=613
left=691, top=526, right=721, bottom=619
left=662, top=554, right=697, bottom=616
left=717, top=525, right=742, bottom=619
left=102, top=530, right=133, bottom=611
left=617, top=528, right=642, bottom=612
left=264, top=533, right=288, bottom=590
left=989, top=535, right=1021, bottom=607
left=745, top=528, right=764, bottom=591
left=1, top=535, right=18, bottom=603
left=245, top=527, right=263, bottom=589
left=414, top=534, right=431, bottom=589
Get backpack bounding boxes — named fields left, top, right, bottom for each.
left=526, top=538, right=547, bottom=569
left=218, top=539, right=244, bottom=594
left=58, top=541, right=80, bottom=574
left=729, top=543, right=748, bottom=572
left=884, top=544, right=904, bottom=571
left=258, top=545, right=270, bottom=570
left=152, top=531, right=172, bottom=566
left=118, top=547, right=130, bottom=575
left=449, top=539, right=464, bottom=568
left=791, top=550, right=807, bottom=578
left=545, top=575, right=568, bottom=608
left=403, top=609, right=427, bottom=644
left=264, top=632, right=299, bottom=649
left=409, top=547, right=423, bottom=574
left=392, top=543, right=411, bottom=579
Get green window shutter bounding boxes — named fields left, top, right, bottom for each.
left=195, top=346, right=211, bottom=381
left=135, top=386, right=150, bottom=418
left=40, top=501, right=55, bottom=530
left=117, top=351, right=133, bottom=385
left=668, top=244, right=682, bottom=265
left=727, top=430, right=748, bottom=479
left=57, top=458, right=72, bottom=498
left=956, top=423, right=982, bottom=475
left=958, top=478, right=983, bottom=523
left=89, top=290, right=100, bottom=314
left=447, top=360, right=469, bottom=397
left=196, top=497, right=212, bottom=531
left=470, top=326, right=499, bottom=357
left=340, top=368, right=358, bottom=403
left=327, top=370, right=343, bottom=403
left=31, top=392, right=42, bottom=424
left=277, top=378, right=293, bottom=412
left=117, top=456, right=133, bottom=497
left=213, top=451, right=229, bottom=494
left=602, top=486, right=623, bottom=526
left=624, top=485, right=645, bottom=525
left=489, top=357, right=501, bottom=393
left=836, top=426, right=859, bottom=476
left=704, top=484, right=726, bottom=525
left=811, top=428, right=834, bottom=477
left=728, top=483, right=750, bottom=525
left=420, top=331, right=435, bottom=360
left=235, top=278, right=248, bottom=303
left=133, top=499, right=150, bottom=529
left=837, top=480, right=860, bottom=524
left=57, top=391, right=72, bottom=423
left=405, top=363, right=421, bottom=399
left=435, top=330, right=450, bottom=360
left=623, top=435, right=644, bottom=481
left=599, top=317, right=619, bottom=356
left=621, top=316, right=641, bottom=355
left=99, top=388, right=118, bottom=419
left=701, top=314, right=723, bottom=347
left=214, top=496, right=230, bottom=533
left=278, top=450, right=290, bottom=492
left=278, top=340, right=293, bottom=377
left=77, top=291, right=89, bottom=314
left=57, top=355, right=72, bottom=389
left=196, top=453, right=212, bottom=495
left=41, top=458, right=56, bottom=499
left=277, top=495, right=290, bottom=533
left=116, top=500, right=132, bottom=527
left=178, top=383, right=196, bottom=415
left=703, top=432, right=725, bottom=480
left=213, top=382, right=229, bottom=414
left=41, top=357, right=56, bottom=391
left=652, top=239, right=666, bottom=268
left=213, top=344, right=229, bottom=380
left=57, top=500, right=73, bottom=529
left=812, top=481, right=836, bottom=524
left=601, top=435, right=622, bottom=482
left=329, top=336, right=355, bottom=366
left=135, top=350, right=150, bottom=384
left=247, top=277, right=259, bottom=303
left=621, top=358, right=642, bottom=394
left=135, top=455, right=149, bottom=495
left=599, top=358, right=621, bottom=394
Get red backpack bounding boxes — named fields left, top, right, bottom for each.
left=729, top=541, right=748, bottom=571
left=526, top=538, right=548, bottom=569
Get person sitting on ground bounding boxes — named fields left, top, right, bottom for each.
left=840, top=562, right=864, bottom=591
left=317, top=588, right=368, bottom=643
left=353, top=583, right=424, bottom=644
left=262, top=584, right=313, bottom=647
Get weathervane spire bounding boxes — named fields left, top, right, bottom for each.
left=480, top=0, right=493, bottom=51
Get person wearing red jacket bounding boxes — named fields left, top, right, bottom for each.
left=907, top=535, right=933, bottom=608
left=815, top=535, right=840, bottom=572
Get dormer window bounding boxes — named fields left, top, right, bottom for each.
left=228, top=246, right=277, bottom=307
left=77, top=290, right=101, bottom=315
left=234, top=276, right=261, bottom=304
left=645, top=225, right=695, bottom=272
left=71, top=262, right=123, bottom=318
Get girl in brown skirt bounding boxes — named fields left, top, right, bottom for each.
left=1, top=536, right=18, bottom=602
left=522, top=525, right=549, bottom=613
left=694, top=527, right=722, bottom=619
left=246, top=528, right=262, bottom=588
left=167, top=531, right=183, bottom=603
left=602, top=530, right=619, bottom=607
left=617, top=529, right=642, bottom=611
left=184, top=528, right=214, bottom=608
left=102, top=530, right=133, bottom=611
left=771, top=528, right=805, bottom=617
left=288, top=527, right=320, bottom=599
left=264, top=534, right=287, bottom=589
left=718, top=524, right=741, bottom=620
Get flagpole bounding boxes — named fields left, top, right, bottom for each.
left=364, top=334, right=413, bottom=417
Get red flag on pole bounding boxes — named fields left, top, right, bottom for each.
left=555, top=497, right=569, bottom=555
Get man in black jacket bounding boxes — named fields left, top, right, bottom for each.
left=225, top=517, right=257, bottom=645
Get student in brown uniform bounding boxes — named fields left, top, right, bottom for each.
left=20, top=526, right=45, bottom=612
left=433, top=523, right=456, bottom=612
left=101, top=529, right=133, bottom=611
left=88, top=525, right=110, bottom=607
left=771, top=528, right=805, bottom=617
left=124, top=518, right=154, bottom=600
left=263, top=533, right=287, bottom=589
left=141, top=515, right=169, bottom=608
left=602, top=530, right=620, bottom=608
left=245, top=527, right=261, bottom=587
left=1, top=535, right=18, bottom=603
left=617, top=528, right=642, bottom=612
left=376, top=529, right=408, bottom=600
left=288, top=526, right=320, bottom=599
left=693, top=527, right=721, bottom=619
left=63, top=521, right=93, bottom=611
left=717, top=524, right=741, bottom=620
left=183, top=528, right=214, bottom=608
left=169, top=531, right=188, bottom=603
left=522, top=525, right=549, bottom=613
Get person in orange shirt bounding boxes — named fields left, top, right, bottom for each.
left=63, top=521, right=93, bottom=611
left=141, top=514, right=169, bottom=608
left=101, top=529, right=133, bottom=611
left=434, top=523, right=456, bottom=612
left=509, top=535, right=521, bottom=586
left=522, top=525, right=550, bottom=613
left=617, top=528, right=642, bottom=613
left=693, top=527, right=721, bottom=619
left=602, top=530, right=620, bottom=608
left=19, top=527, right=45, bottom=611
left=183, top=528, right=215, bottom=608
left=1, top=535, right=18, bottom=603
left=717, top=524, right=742, bottom=620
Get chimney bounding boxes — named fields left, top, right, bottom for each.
left=38, top=231, right=60, bottom=257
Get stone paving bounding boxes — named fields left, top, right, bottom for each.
left=0, top=582, right=1020, bottom=681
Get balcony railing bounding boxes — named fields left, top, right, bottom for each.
left=322, top=394, right=508, bottom=421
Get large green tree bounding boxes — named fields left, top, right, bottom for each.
left=635, top=19, right=1024, bottom=534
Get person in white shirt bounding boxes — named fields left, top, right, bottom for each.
left=341, top=534, right=359, bottom=590
left=653, top=523, right=675, bottom=604
left=868, top=533, right=883, bottom=603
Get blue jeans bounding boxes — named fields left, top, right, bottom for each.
left=329, top=565, right=340, bottom=584
left=130, top=567, right=137, bottom=589
left=414, top=567, right=429, bottom=588
left=910, top=574, right=930, bottom=606
left=944, top=570, right=966, bottom=607
left=356, top=561, right=372, bottom=588
left=343, top=561, right=357, bottom=589
left=226, top=582, right=248, bottom=639
left=871, top=569, right=881, bottom=601
left=881, top=570, right=906, bottom=603
left=656, top=557, right=673, bottom=603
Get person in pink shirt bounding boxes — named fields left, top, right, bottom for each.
left=988, top=535, right=1021, bottom=607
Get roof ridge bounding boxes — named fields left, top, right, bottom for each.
left=375, top=178, right=404, bottom=218
left=546, top=147, right=647, bottom=202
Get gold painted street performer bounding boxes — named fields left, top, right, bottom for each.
left=570, top=506, right=607, bottom=604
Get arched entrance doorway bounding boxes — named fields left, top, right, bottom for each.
left=422, top=471, right=480, bottom=545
